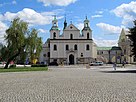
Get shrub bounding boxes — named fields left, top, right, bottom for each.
left=9, top=64, right=16, bottom=68
left=31, top=64, right=47, bottom=67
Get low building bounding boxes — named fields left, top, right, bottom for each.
left=97, top=46, right=122, bottom=64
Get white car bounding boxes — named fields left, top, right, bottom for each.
left=90, top=61, right=103, bottom=66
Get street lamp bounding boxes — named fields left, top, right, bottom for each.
left=108, top=50, right=111, bottom=64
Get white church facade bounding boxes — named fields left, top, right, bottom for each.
left=40, top=16, right=97, bottom=65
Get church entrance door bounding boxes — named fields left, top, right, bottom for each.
left=69, top=54, right=74, bottom=65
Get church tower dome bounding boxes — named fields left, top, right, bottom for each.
left=82, top=16, right=92, bottom=39
left=50, top=16, right=59, bottom=31
left=50, top=16, right=60, bottom=39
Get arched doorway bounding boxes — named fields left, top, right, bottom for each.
left=69, top=54, right=74, bottom=65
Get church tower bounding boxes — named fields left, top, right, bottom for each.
left=50, top=16, right=60, bottom=39
left=63, top=17, right=67, bottom=30
left=82, top=16, right=92, bottom=39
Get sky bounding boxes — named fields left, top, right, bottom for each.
left=0, top=0, right=136, bottom=47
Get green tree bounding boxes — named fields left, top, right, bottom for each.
left=27, top=29, right=43, bottom=63
left=4, top=18, right=42, bottom=69
left=128, top=20, right=136, bottom=58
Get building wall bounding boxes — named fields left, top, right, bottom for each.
left=39, top=17, right=97, bottom=65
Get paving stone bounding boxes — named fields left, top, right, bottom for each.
left=0, top=65, right=136, bottom=102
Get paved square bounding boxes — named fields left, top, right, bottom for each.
left=0, top=65, right=136, bottom=102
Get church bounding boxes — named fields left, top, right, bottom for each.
left=39, top=16, right=97, bottom=65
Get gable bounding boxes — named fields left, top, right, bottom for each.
left=64, top=24, right=80, bottom=31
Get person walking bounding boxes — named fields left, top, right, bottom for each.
left=113, top=62, right=116, bottom=70
left=122, top=61, right=125, bottom=68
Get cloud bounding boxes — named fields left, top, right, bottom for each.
left=92, top=15, right=103, bottom=18
left=0, top=21, right=8, bottom=44
left=0, top=8, right=64, bottom=44
left=95, top=11, right=103, bottom=14
left=0, top=8, right=63, bottom=26
left=76, top=23, right=84, bottom=30
left=96, top=23, right=122, bottom=34
left=38, top=29, right=48, bottom=33
left=38, top=0, right=77, bottom=6
left=112, top=1, right=136, bottom=26
left=94, top=38, right=118, bottom=47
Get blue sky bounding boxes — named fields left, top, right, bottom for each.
left=0, top=0, right=136, bottom=46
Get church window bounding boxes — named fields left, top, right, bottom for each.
left=81, top=53, right=83, bottom=57
left=74, top=45, right=77, bottom=50
left=87, top=33, right=89, bottom=39
left=54, top=45, right=57, bottom=51
left=54, top=22, right=57, bottom=26
left=70, top=34, right=73, bottom=39
left=86, top=23, right=88, bottom=27
left=70, top=26, right=73, bottom=29
left=53, top=32, right=56, bottom=39
left=47, top=52, right=50, bottom=57
left=66, top=45, right=69, bottom=50
left=86, top=44, right=90, bottom=50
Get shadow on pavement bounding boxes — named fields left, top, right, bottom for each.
left=100, top=70, right=136, bottom=73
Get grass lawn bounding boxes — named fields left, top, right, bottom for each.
left=0, top=67, right=48, bottom=73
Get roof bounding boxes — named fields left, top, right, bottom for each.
left=97, top=47, right=112, bottom=51
left=64, top=24, right=80, bottom=31
left=50, top=26, right=59, bottom=31
left=111, top=46, right=122, bottom=50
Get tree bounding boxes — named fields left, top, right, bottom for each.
left=27, top=29, right=43, bottom=63
left=3, top=18, right=42, bottom=69
left=128, top=20, right=136, bottom=58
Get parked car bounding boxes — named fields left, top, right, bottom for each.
left=49, top=61, right=58, bottom=66
left=90, top=61, right=103, bottom=66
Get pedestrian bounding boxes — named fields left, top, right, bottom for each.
left=122, top=61, right=125, bottom=68
left=113, top=62, right=116, bottom=70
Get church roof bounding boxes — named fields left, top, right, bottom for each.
left=82, top=27, right=92, bottom=31
left=97, top=47, right=112, bottom=51
left=50, top=26, right=59, bottom=31
left=64, top=24, right=80, bottom=31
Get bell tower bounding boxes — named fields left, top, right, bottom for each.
left=50, top=16, right=60, bottom=39
left=82, top=16, right=92, bottom=39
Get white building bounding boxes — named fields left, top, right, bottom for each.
left=40, top=16, right=97, bottom=65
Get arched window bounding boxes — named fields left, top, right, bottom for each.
left=47, top=52, right=50, bottom=57
left=86, top=44, right=90, bottom=50
left=86, top=23, right=88, bottom=27
left=53, top=32, right=56, bottom=39
left=54, top=22, right=57, bottom=26
left=87, top=33, right=89, bottom=39
left=81, top=53, right=83, bottom=57
left=70, top=34, right=73, bottom=39
left=74, top=44, right=77, bottom=50
left=54, top=45, right=57, bottom=51
left=66, top=45, right=69, bottom=50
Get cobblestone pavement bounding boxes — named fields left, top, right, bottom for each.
left=0, top=65, right=136, bottom=102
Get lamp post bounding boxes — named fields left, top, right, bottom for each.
left=108, top=50, right=111, bottom=63
left=129, top=39, right=132, bottom=64
left=116, top=50, right=117, bottom=63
